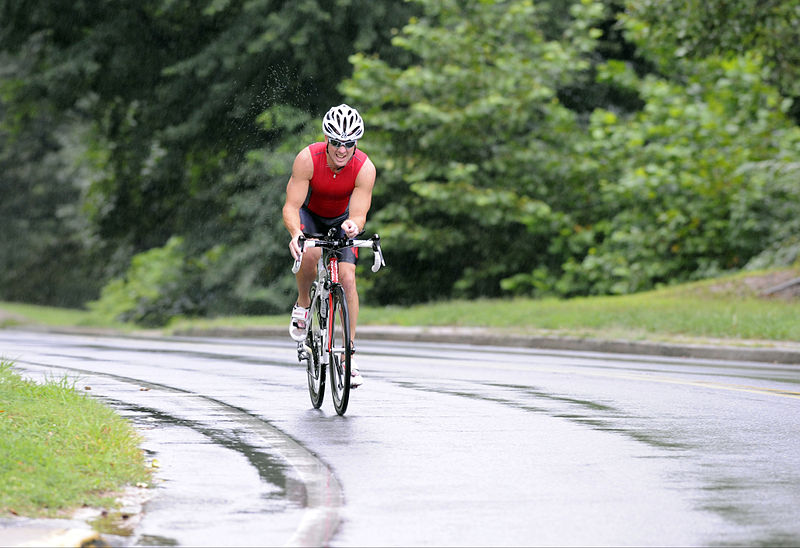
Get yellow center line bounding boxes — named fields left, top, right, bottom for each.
left=578, top=369, right=800, bottom=400
left=389, top=353, right=800, bottom=400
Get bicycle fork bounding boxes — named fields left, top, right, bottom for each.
left=296, top=256, right=337, bottom=364
left=296, top=277, right=330, bottom=364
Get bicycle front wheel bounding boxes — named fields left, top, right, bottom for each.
left=328, top=284, right=351, bottom=416
left=305, top=286, right=325, bottom=409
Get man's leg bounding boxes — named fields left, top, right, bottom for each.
left=290, top=248, right=321, bottom=341
left=338, top=261, right=363, bottom=387
left=295, top=248, right=321, bottom=307
left=338, top=262, right=358, bottom=340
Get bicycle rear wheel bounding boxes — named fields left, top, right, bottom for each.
left=328, top=284, right=351, bottom=416
left=305, top=287, right=325, bottom=408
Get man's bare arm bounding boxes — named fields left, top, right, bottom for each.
left=342, top=158, right=376, bottom=237
left=283, top=147, right=313, bottom=259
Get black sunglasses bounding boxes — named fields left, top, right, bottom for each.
left=329, top=138, right=357, bottom=149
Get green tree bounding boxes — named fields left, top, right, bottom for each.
left=558, top=53, right=800, bottom=294
left=0, top=51, right=100, bottom=305
left=621, top=0, right=800, bottom=121
left=0, top=0, right=417, bottom=319
left=343, top=0, right=606, bottom=303
left=343, top=0, right=800, bottom=302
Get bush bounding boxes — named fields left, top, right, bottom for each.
left=88, top=237, right=212, bottom=326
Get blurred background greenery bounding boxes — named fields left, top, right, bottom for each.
left=1, top=0, right=798, bottom=327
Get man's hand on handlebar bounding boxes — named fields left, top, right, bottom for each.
left=289, top=233, right=305, bottom=261
left=341, top=219, right=360, bottom=239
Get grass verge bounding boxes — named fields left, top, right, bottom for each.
left=0, top=361, right=151, bottom=518
left=167, top=268, right=800, bottom=344
left=0, top=302, right=127, bottom=330
left=359, top=288, right=799, bottom=342
left=3, top=268, right=798, bottom=344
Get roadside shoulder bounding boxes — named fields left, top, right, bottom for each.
left=167, top=324, right=800, bottom=365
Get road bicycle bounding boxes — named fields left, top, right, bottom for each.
left=292, top=228, right=385, bottom=415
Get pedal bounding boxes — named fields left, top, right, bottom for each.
left=297, top=342, right=310, bottom=361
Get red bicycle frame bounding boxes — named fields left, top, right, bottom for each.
left=327, top=254, right=339, bottom=353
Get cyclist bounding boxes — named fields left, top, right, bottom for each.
left=282, top=104, right=376, bottom=388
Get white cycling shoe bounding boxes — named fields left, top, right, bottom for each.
left=350, top=359, right=364, bottom=388
left=289, top=304, right=309, bottom=342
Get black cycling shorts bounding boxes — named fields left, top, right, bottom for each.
left=299, top=206, right=357, bottom=264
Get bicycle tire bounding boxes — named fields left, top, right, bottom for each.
left=328, top=284, right=351, bottom=416
left=305, top=286, right=326, bottom=408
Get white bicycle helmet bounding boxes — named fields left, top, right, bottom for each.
left=322, top=104, right=364, bottom=141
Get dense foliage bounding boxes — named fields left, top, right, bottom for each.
left=347, top=0, right=800, bottom=301
left=1, top=0, right=798, bottom=324
left=621, top=0, right=800, bottom=119
left=1, top=0, right=417, bottom=313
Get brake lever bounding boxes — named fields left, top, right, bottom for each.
left=291, top=236, right=306, bottom=274
left=371, top=234, right=386, bottom=272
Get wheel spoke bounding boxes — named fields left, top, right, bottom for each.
left=329, top=286, right=351, bottom=415
left=305, top=288, right=325, bottom=409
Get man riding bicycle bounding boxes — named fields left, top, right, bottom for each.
left=282, top=104, right=377, bottom=388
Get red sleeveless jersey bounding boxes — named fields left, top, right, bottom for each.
left=304, top=142, right=368, bottom=218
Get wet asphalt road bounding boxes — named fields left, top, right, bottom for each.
left=3, top=329, right=800, bottom=547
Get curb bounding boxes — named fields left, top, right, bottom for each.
left=17, top=323, right=800, bottom=366
left=18, top=528, right=104, bottom=548
left=170, top=325, right=800, bottom=365
left=2, top=520, right=106, bottom=548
